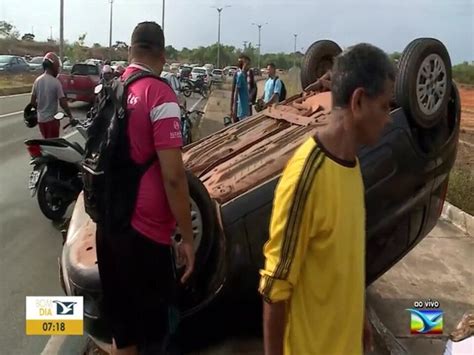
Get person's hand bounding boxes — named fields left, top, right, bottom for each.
left=177, top=240, right=195, bottom=284
left=363, top=312, right=374, bottom=353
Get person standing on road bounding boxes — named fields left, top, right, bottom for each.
left=230, top=55, right=251, bottom=122
left=259, top=43, right=396, bottom=355
left=258, top=63, right=283, bottom=110
left=30, top=52, right=73, bottom=138
left=95, top=22, right=195, bottom=355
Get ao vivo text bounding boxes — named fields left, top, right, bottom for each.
left=413, top=299, right=441, bottom=309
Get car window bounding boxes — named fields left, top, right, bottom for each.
left=192, top=68, right=206, bottom=74
left=213, top=70, right=223, bottom=75
left=0, top=55, right=12, bottom=64
left=71, top=64, right=100, bottom=75
left=12, top=57, right=19, bottom=64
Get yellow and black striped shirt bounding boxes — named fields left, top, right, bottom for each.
left=259, top=136, right=365, bottom=355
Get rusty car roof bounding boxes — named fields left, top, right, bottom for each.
left=183, top=91, right=333, bottom=203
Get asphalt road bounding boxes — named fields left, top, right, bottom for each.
left=0, top=93, right=205, bottom=354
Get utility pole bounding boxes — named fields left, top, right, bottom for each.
left=59, top=0, right=64, bottom=61
left=212, top=5, right=231, bottom=69
left=109, top=0, right=114, bottom=58
left=252, top=22, right=267, bottom=69
left=293, top=34, right=298, bottom=68
left=162, top=0, right=165, bottom=33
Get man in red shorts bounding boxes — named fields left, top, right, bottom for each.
left=30, top=52, right=73, bottom=138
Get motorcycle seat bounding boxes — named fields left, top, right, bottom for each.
left=25, top=138, right=85, bottom=155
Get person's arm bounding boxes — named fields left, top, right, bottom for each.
left=57, top=81, right=73, bottom=118
left=230, top=74, right=237, bottom=113
left=59, top=98, right=73, bottom=118
left=158, top=148, right=195, bottom=283
left=30, top=81, right=37, bottom=107
left=231, top=74, right=241, bottom=122
left=150, top=92, right=194, bottom=283
left=259, top=158, right=314, bottom=355
left=263, top=301, right=286, bottom=355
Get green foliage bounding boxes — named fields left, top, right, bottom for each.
left=447, top=167, right=474, bottom=215
left=452, top=62, right=474, bottom=85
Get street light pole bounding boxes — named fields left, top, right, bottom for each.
left=162, top=0, right=165, bottom=33
left=59, top=0, right=64, bottom=61
left=252, top=22, right=267, bottom=69
left=109, top=0, right=114, bottom=56
left=213, top=6, right=230, bottom=69
left=293, top=34, right=297, bottom=68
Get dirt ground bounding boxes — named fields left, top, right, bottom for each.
left=459, top=85, right=474, bottom=134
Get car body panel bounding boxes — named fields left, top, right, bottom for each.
left=58, top=64, right=100, bottom=103
left=0, top=55, right=30, bottom=73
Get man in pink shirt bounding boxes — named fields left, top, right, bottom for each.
left=95, top=22, right=194, bottom=355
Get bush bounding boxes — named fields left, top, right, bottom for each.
left=452, top=62, right=474, bottom=85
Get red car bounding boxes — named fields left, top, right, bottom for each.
left=58, top=64, right=100, bottom=104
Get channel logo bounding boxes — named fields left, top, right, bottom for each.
left=407, top=299, right=443, bottom=335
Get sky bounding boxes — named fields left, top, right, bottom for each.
left=1, top=0, right=473, bottom=64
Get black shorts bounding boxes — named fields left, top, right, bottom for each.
left=96, top=225, right=178, bottom=350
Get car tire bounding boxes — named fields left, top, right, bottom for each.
left=396, top=38, right=452, bottom=129
left=174, top=171, right=216, bottom=271
left=183, top=88, right=192, bottom=97
left=300, top=40, right=342, bottom=90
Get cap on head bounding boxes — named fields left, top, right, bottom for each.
left=131, top=21, right=164, bottom=52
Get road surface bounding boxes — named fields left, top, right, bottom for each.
left=0, top=93, right=205, bottom=354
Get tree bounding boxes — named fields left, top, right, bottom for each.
left=93, top=43, right=102, bottom=48
left=389, top=52, right=402, bottom=62
left=113, top=40, right=128, bottom=50
left=0, top=20, right=20, bottom=39
left=165, top=45, right=179, bottom=60
left=22, top=33, right=35, bottom=41
left=0, top=21, right=13, bottom=38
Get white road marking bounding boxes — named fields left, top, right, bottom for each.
left=0, top=110, right=23, bottom=118
left=190, top=97, right=204, bottom=111
left=0, top=92, right=30, bottom=99
left=40, top=336, right=67, bottom=355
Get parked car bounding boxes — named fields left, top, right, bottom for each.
left=251, top=67, right=261, bottom=77
left=60, top=38, right=460, bottom=349
left=160, top=71, right=186, bottom=109
left=178, top=66, right=192, bottom=80
left=227, top=66, right=239, bottom=76
left=28, top=56, right=45, bottom=72
left=0, top=55, right=30, bottom=74
left=58, top=63, right=100, bottom=104
left=170, top=63, right=181, bottom=72
left=191, top=67, right=209, bottom=81
left=211, top=69, right=224, bottom=82
left=111, top=60, right=127, bottom=72
left=62, top=60, right=74, bottom=72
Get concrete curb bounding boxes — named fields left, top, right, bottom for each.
left=441, top=201, right=473, bottom=237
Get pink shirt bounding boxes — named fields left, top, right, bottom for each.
left=123, top=64, right=183, bottom=245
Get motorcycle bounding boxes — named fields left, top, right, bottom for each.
left=24, top=113, right=87, bottom=221
left=181, top=75, right=209, bottom=98
left=181, top=108, right=204, bottom=146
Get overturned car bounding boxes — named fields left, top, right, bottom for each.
left=60, top=38, right=460, bottom=345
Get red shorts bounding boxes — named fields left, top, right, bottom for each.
left=38, top=120, right=60, bottom=139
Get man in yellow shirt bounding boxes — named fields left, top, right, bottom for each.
left=259, top=43, right=396, bottom=355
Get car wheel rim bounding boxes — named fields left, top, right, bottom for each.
left=416, top=53, right=447, bottom=116
left=172, top=197, right=203, bottom=252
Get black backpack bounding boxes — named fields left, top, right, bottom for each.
left=82, top=70, right=164, bottom=230
left=274, top=76, right=287, bottom=102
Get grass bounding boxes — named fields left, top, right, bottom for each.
left=0, top=73, right=36, bottom=95
left=447, top=167, right=474, bottom=215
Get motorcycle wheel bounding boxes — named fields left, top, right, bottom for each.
left=37, top=170, right=69, bottom=221
left=183, top=87, right=192, bottom=97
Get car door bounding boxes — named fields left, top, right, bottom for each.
left=18, top=57, right=29, bottom=72
left=9, top=57, right=18, bottom=73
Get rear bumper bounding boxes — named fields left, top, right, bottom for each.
left=65, top=91, right=95, bottom=103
